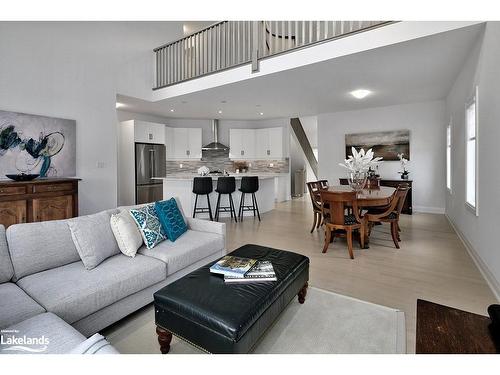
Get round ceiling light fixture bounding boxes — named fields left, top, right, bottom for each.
left=350, top=89, right=372, bottom=99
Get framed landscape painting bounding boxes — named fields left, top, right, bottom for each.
left=0, top=110, right=76, bottom=177
left=345, top=130, right=410, bottom=161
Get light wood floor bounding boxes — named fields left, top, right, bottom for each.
left=221, top=196, right=496, bottom=353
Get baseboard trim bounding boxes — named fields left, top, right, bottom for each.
left=413, top=206, right=445, bottom=214
left=445, top=214, right=500, bottom=301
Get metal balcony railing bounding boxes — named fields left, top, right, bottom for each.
left=153, top=21, right=392, bottom=90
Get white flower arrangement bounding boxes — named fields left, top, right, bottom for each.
left=197, top=166, right=210, bottom=176
left=397, top=153, right=409, bottom=175
left=339, top=147, right=383, bottom=173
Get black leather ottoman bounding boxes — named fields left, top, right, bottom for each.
left=154, top=244, right=309, bottom=354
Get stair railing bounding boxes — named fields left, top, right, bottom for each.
left=154, top=21, right=392, bottom=90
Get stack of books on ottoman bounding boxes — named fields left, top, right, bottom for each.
left=210, top=256, right=277, bottom=283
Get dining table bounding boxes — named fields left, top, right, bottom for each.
left=324, top=185, right=397, bottom=248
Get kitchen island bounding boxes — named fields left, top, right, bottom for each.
left=156, top=173, right=290, bottom=219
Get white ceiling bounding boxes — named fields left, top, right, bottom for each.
left=117, top=23, right=484, bottom=120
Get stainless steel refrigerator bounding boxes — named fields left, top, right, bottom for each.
left=135, top=143, right=166, bottom=204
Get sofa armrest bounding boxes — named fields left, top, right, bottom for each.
left=186, top=217, right=226, bottom=237
left=68, top=333, right=119, bottom=354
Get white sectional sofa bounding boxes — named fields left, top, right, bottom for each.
left=0, top=203, right=226, bottom=354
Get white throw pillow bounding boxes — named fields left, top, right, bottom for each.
left=68, top=211, right=120, bottom=270
left=110, top=209, right=144, bottom=257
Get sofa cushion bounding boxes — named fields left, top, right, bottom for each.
left=16, top=254, right=166, bottom=324
left=155, top=198, right=187, bottom=242
left=0, top=225, right=14, bottom=283
left=7, top=219, right=81, bottom=281
left=130, top=203, right=166, bottom=249
left=0, top=283, right=45, bottom=329
left=138, top=230, right=224, bottom=275
left=0, top=312, right=85, bottom=354
left=68, top=211, right=120, bottom=270
left=110, top=209, right=143, bottom=257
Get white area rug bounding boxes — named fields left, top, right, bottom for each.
left=104, top=287, right=406, bottom=354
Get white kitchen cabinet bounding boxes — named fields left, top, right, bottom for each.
left=229, top=129, right=243, bottom=159
left=241, top=129, right=255, bottom=159
left=232, top=127, right=283, bottom=159
left=255, top=128, right=269, bottom=158
left=133, top=121, right=165, bottom=145
left=188, top=128, right=202, bottom=159
left=165, top=127, right=202, bottom=159
left=229, top=129, right=255, bottom=159
left=268, top=127, right=283, bottom=158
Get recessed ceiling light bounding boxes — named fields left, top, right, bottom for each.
left=259, top=112, right=264, bottom=116
left=181, top=101, right=188, bottom=104
left=350, top=89, right=372, bottom=99
left=218, top=110, right=223, bottom=114
left=221, top=100, right=227, bottom=104
left=170, top=109, right=175, bottom=112
left=256, top=104, right=261, bottom=107
left=115, top=102, right=124, bottom=109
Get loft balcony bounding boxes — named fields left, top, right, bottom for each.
left=153, top=21, right=392, bottom=90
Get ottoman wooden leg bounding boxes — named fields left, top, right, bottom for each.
left=298, top=282, right=308, bottom=304
left=156, top=325, right=173, bottom=354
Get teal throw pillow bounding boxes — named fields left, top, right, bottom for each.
left=129, top=204, right=167, bottom=249
left=155, top=198, right=188, bottom=242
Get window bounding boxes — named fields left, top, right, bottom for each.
left=446, top=120, right=452, bottom=192
left=465, top=89, right=478, bottom=214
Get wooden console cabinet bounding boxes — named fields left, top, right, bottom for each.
left=0, top=178, right=80, bottom=228
left=380, top=179, right=413, bottom=215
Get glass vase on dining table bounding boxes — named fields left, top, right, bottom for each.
left=348, top=171, right=368, bottom=193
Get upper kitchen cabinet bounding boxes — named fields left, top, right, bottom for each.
left=255, top=127, right=283, bottom=159
left=133, top=120, right=165, bottom=144
left=229, top=129, right=255, bottom=159
left=231, top=127, right=283, bottom=159
left=268, top=127, right=284, bottom=158
left=165, top=127, right=202, bottom=159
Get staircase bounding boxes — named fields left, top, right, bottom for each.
left=290, top=118, right=318, bottom=179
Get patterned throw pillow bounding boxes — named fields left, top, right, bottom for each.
left=155, top=198, right=188, bottom=242
left=129, top=204, right=166, bottom=249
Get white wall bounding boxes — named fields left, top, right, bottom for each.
left=445, top=23, right=500, bottom=299
left=0, top=22, right=184, bottom=214
left=318, top=100, right=446, bottom=213
left=117, top=110, right=173, bottom=125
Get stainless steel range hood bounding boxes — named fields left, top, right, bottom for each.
left=202, top=119, right=229, bottom=151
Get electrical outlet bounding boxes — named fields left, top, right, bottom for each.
left=269, top=163, right=274, bottom=167
left=179, top=163, right=183, bottom=169
left=97, top=161, right=106, bottom=169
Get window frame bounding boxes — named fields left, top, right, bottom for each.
left=464, top=86, right=479, bottom=216
left=446, top=118, right=452, bottom=193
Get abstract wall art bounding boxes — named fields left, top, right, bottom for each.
left=345, top=130, right=410, bottom=161
left=0, top=110, right=76, bottom=177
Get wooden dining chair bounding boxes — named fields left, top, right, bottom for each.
left=365, top=183, right=410, bottom=249
left=319, top=190, right=365, bottom=259
left=306, top=181, right=325, bottom=233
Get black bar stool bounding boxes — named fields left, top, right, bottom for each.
left=214, top=177, right=238, bottom=222
left=192, top=177, right=213, bottom=221
left=238, top=176, right=261, bottom=221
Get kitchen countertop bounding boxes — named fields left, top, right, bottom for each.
left=154, top=173, right=289, bottom=181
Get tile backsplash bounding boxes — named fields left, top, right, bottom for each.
left=165, top=149, right=289, bottom=174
